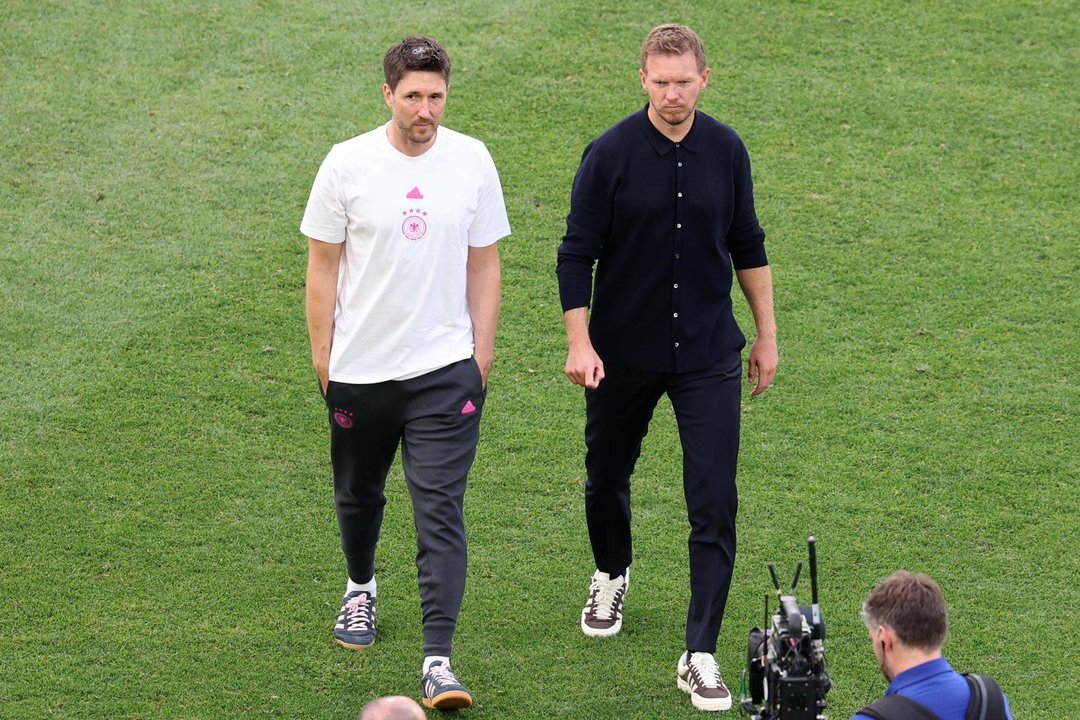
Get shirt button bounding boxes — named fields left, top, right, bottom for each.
left=675, top=143, right=680, bottom=147
left=673, top=313, right=678, bottom=318
left=674, top=342, right=680, bottom=348
left=675, top=253, right=680, bottom=259
left=673, top=283, right=679, bottom=289
left=678, top=162, right=683, bottom=167
left=676, top=223, right=682, bottom=229
left=677, top=192, right=683, bottom=198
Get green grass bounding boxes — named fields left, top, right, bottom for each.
left=1, top=0, right=1076, bottom=718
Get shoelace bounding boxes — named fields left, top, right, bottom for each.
left=427, top=664, right=458, bottom=687
left=588, top=576, right=623, bottom=620
left=344, top=593, right=373, bottom=631
left=690, top=653, right=723, bottom=688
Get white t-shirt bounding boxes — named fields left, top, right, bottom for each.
left=301, top=123, right=511, bottom=383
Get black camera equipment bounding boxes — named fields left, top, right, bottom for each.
left=740, top=536, right=831, bottom=720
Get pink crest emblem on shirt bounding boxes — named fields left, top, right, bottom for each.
left=460, top=400, right=477, bottom=415
left=406, top=186, right=424, bottom=199
left=402, top=214, right=428, bottom=240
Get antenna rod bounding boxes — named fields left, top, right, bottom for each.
left=767, top=563, right=781, bottom=592
left=791, top=561, right=803, bottom=592
left=808, top=535, right=823, bottom=640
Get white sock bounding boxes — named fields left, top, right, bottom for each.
left=423, top=655, right=450, bottom=674
left=595, top=567, right=628, bottom=584
left=346, top=576, right=376, bottom=596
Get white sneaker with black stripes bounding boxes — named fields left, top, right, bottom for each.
left=677, top=651, right=732, bottom=711
left=580, top=568, right=629, bottom=637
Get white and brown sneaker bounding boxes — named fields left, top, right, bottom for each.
left=677, top=651, right=732, bottom=711
left=580, top=568, right=628, bottom=637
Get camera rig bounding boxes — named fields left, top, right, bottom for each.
left=740, top=536, right=831, bottom=720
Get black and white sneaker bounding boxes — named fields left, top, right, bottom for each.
left=580, top=568, right=628, bottom=637
left=421, top=660, right=473, bottom=710
left=333, top=591, right=376, bottom=649
left=677, top=651, right=732, bottom=711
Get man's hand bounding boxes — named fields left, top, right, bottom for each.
left=746, top=334, right=777, bottom=396
left=563, top=307, right=604, bottom=389
left=735, top=265, right=778, bottom=397
left=474, top=351, right=493, bottom=389
left=565, top=343, right=605, bottom=389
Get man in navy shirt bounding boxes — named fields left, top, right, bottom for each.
left=557, top=24, right=777, bottom=712
left=854, top=571, right=1013, bottom=720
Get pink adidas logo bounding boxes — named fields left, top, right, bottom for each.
left=406, top=186, right=424, bottom=199
left=461, top=400, right=476, bottom=415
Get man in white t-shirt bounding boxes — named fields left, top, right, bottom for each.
left=301, top=36, right=510, bottom=711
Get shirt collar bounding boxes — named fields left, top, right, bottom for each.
left=638, top=104, right=703, bottom=156
left=885, top=657, right=955, bottom=696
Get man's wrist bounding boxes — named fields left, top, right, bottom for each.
left=567, top=334, right=593, bottom=349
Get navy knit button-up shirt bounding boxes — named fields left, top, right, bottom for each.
left=557, top=106, right=768, bottom=374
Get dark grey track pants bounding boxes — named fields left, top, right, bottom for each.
left=325, top=357, right=485, bottom=657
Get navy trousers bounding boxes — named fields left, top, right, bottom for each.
left=325, top=357, right=485, bottom=657
left=584, top=354, right=741, bottom=653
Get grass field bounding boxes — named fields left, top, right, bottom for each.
left=1, top=1, right=1077, bottom=718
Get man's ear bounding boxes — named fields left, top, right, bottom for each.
left=383, top=83, right=393, bottom=108
left=877, top=625, right=895, bottom=652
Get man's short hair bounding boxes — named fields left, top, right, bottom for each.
left=383, top=36, right=451, bottom=91
left=357, top=695, right=425, bottom=720
left=640, top=24, right=707, bottom=74
left=862, top=570, right=948, bottom=651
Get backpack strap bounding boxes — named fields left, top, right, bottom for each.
left=859, top=694, right=942, bottom=720
left=964, top=674, right=1008, bottom=720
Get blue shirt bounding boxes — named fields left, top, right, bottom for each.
left=852, top=657, right=1013, bottom=720
left=557, top=105, right=767, bottom=373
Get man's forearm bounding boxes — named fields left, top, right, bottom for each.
left=564, top=307, right=592, bottom=349
left=306, top=239, right=343, bottom=387
left=735, top=265, right=776, bottom=338
left=467, top=245, right=501, bottom=364
left=306, top=276, right=335, bottom=360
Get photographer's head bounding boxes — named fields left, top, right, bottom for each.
left=861, top=571, right=948, bottom=681
left=357, top=695, right=425, bottom=720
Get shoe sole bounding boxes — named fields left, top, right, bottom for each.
left=580, top=613, right=622, bottom=637
left=423, top=690, right=473, bottom=710
left=334, top=636, right=374, bottom=650
left=677, top=676, right=732, bottom=712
